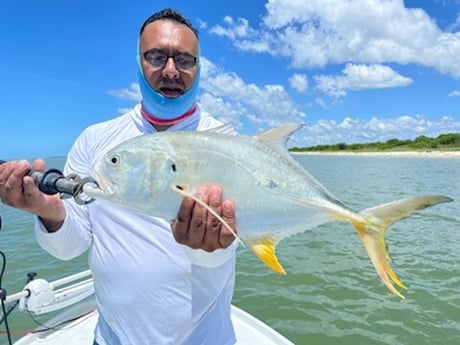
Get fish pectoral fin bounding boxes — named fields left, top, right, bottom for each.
left=247, top=237, right=286, bottom=275
left=172, top=185, right=243, bottom=245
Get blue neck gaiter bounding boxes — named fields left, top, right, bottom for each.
left=136, top=55, right=200, bottom=122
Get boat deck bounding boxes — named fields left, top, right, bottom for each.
left=13, top=303, right=294, bottom=345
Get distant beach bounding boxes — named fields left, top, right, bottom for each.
left=291, top=150, right=460, bottom=158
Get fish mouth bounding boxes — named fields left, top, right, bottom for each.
left=82, top=183, right=105, bottom=199
left=85, top=170, right=117, bottom=198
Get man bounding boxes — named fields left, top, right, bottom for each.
left=0, top=8, right=238, bottom=345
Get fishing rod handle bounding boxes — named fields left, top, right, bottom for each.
left=0, top=160, right=64, bottom=196
left=0, top=159, right=95, bottom=204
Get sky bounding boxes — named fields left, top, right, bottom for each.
left=1, top=0, right=460, bottom=159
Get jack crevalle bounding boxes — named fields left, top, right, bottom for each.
left=84, top=124, right=452, bottom=298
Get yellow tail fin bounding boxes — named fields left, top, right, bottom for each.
left=247, top=236, right=286, bottom=275
left=353, top=195, right=452, bottom=299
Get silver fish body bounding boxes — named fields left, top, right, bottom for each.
left=85, top=124, right=452, bottom=298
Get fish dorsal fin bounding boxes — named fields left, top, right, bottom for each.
left=172, top=185, right=243, bottom=245
left=246, top=236, right=286, bottom=275
left=255, top=124, right=304, bottom=156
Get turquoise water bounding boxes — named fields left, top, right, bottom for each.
left=1, top=155, right=459, bottom=344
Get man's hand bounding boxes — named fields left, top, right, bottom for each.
left=171, top=185, right=237, bottom=252
left=0, top=159, right=66, bottom=232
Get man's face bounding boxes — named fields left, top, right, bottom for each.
left=139, top=19, right=198, bottom=98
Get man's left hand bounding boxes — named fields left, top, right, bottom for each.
left=171, top=185, right=237, bottom=252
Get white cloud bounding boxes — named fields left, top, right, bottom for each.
left=315, top=63, right=412, bottom=98
left=198, top=93, right=246, bottom=127
left=196, top=18, right=208, bottom=30
left=291, top=114, right=460, bottom=147
left=210, top=0, right=460, bottom=78
left=117, top=107, right=134, bottom=114
left=289, top=73, right=309, bottom=93
left=199, top=57, right=306, bottom=127
left=314, top=97, right=327, bottom=108
left=108, top=83, right=141, bottom=102
left=446, top=12, right=460, bottom=32
left=448, top=90, right=460, bottom=97
left=209, top=16, right=257, bottom=41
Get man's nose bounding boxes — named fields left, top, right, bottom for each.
left=162, top=57, right=180, bottom=79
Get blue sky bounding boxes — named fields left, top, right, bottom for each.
left=1, top=0, right=460, bottom=159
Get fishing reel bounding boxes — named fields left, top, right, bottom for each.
left=0, top=160, right=97, bottom=205
left=0, top=160, right=97, bottom=231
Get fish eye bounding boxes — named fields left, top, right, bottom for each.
left=171, top=163, right=176, bottom=172
left=109, top=155, right=120, bottom=165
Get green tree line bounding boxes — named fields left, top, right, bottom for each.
left=290, top=133, right=460, bottom=152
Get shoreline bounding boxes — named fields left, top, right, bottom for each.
left=290, top=150, right=460, bottom=158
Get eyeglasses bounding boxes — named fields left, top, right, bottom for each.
left=142, top=49, right=197, bottom=70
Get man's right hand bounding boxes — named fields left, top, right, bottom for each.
left=0, top=159, right=66, bottom=232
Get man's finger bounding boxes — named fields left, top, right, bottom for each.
left=202, top=186, right=223, bottom=251
left=0, top=160, right=30, bottom=205
left=172, top=195, right=194, bottom=244
left=186, top=186, right=209, bottom=248
left=32, top=159, right=46, bottom=171
left=219, top=200, right=237, bottom=248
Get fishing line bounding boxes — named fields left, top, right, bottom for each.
left=26, top=308, right=73, bottom=332
left=0, top=308, right=96, bottom=336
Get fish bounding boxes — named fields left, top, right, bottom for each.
left=84, top=124, right=453, bottom=299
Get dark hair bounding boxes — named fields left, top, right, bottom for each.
left=139, top=8, right=198, bottom=38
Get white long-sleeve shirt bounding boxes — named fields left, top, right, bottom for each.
left=35, top=105, right=238, bottom=345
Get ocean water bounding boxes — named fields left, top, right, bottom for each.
left=0, top=155, right=459, bottom=344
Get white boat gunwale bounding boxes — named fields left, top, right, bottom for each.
left=5, top=270, right=294, bottom=345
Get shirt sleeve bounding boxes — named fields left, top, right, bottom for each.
left=34, top=127, right=96, bottom=260
left=34, top=202, right=93, bottom=260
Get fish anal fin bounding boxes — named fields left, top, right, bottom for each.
left=247, top=237, right=286, bottom=275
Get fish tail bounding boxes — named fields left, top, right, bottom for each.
left=352, top=195, right=452, bottom=299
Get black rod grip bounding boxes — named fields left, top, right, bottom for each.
left=0, top=160, right=70, bottom=196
